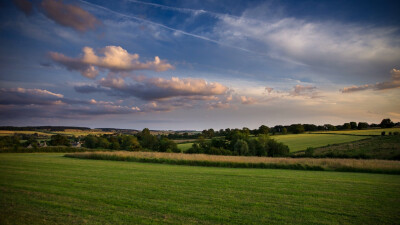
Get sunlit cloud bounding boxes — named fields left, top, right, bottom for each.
left=50, top=46, right=174, bottom=78
left=342, top=69, right=400, bottom=93
left=240, top=96, right=256, bottom=105
left=76, top=75, right=228, bottom=101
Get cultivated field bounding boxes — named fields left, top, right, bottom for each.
left=53, top=129, right=114, bottom=136
left=0, top=130, right=52, bottom=136
left=272, top=134, right=368, bottom=152
left=1, top=153, right=400, bottom=224
left=312, top=128, right=400, bottom=136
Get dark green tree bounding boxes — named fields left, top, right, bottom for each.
left=50, top=134, right=70, bottom=146
left=83, top=135, right=98, bottom=148
left=158, top=137, right=179, bottom=152
left=380, top=118, right=394, bottom=128
left=138, top=128, right=158, bottom=150
left=343, top=123, right=351, bottom=130
left=234, top=139, right=249, bottom=156
left=289, top=124, right=305, bottom=134
left=121, top=135, right=141, bottom=151
left=258, top=125, right=270, bottom=135
left=357, top=122, right=369, bottom=130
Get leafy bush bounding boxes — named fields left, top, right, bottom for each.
left=305, top=147, right=314, bottom=157
left=234, top=139, right=249, bottom=156
left=267, top=139, right=289, bottom=157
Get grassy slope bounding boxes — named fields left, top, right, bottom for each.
left=178, top=134, right=369, bottom=153
left=272, top=134, right=368, bottom=152
left=304, top=135, right=400, bottom=160
left=177, top=142, right=193, bottom=151
left=1, top=154, right=400, bottom=224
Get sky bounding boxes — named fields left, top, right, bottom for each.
left=0, top=0, right=400, bottom=130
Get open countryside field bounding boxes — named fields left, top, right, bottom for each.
left=312, top=128, right=400, bottom=136
left=53, top=129, right=114, bottom=136
left=178, top=133, right=374, bottom=153
left=0, top=130, right=53, bottom=136
left=297, top=135, right=400, bottom=160
left=272, top=134, right=369, bottom=152
left=1, top=153, right=400, bottom=224
left=177, top=142, right=193, bottom=151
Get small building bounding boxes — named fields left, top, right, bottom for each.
left=40, top=142, right=47, bottom=147
left=71, top=142, right=81, bottom=148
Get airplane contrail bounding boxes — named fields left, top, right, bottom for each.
left=126, top=0, right=242, bottom=20
left=78, top=0, right=266, bottom=56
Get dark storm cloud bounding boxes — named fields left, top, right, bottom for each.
left=41, top=0, right=101, bottom=32
left=13, top=0, right=33, bottom=16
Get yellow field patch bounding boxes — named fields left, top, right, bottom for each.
left=0, top=130, right=52, bottom=136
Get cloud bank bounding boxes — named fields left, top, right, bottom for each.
left=0, top=88, right=141, bottom=120
left=76, top=75, right=228, bottom=100
left=342, top=69, right=400, bottom=93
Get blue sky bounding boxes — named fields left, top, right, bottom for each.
left=0, top=0, right=399, bottom=130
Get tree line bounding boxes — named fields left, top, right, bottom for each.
left=196, top=118, right=397, bottom=139
left=187, top=131, right=289, bottom=157
left=82, top=128, right=179, bottom=152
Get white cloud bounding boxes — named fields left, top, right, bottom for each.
left=214, top=10, right=400, bottom=81
left=50, top=46, right=174, bottom=78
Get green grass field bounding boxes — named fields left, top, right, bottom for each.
left=298, top=135, right=400, bottom=160
left=312, top=128, right=400, bottom=136
left=178, top=133, right=372, bottom=153
left=1, top=153, right=400, bottom=224
left=177, top=142, right=193, bottom=151
left=272, top=134, right=368, bottom=152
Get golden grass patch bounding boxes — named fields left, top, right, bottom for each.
left=66, top=151, right=400, bottom=174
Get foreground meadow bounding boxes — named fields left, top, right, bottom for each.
left=1, top=153, right=400, bottom=224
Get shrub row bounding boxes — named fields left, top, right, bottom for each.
left=64, top=153, right=400, bottom=174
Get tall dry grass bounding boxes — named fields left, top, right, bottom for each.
left=65, top=151, right=400, bottom=174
